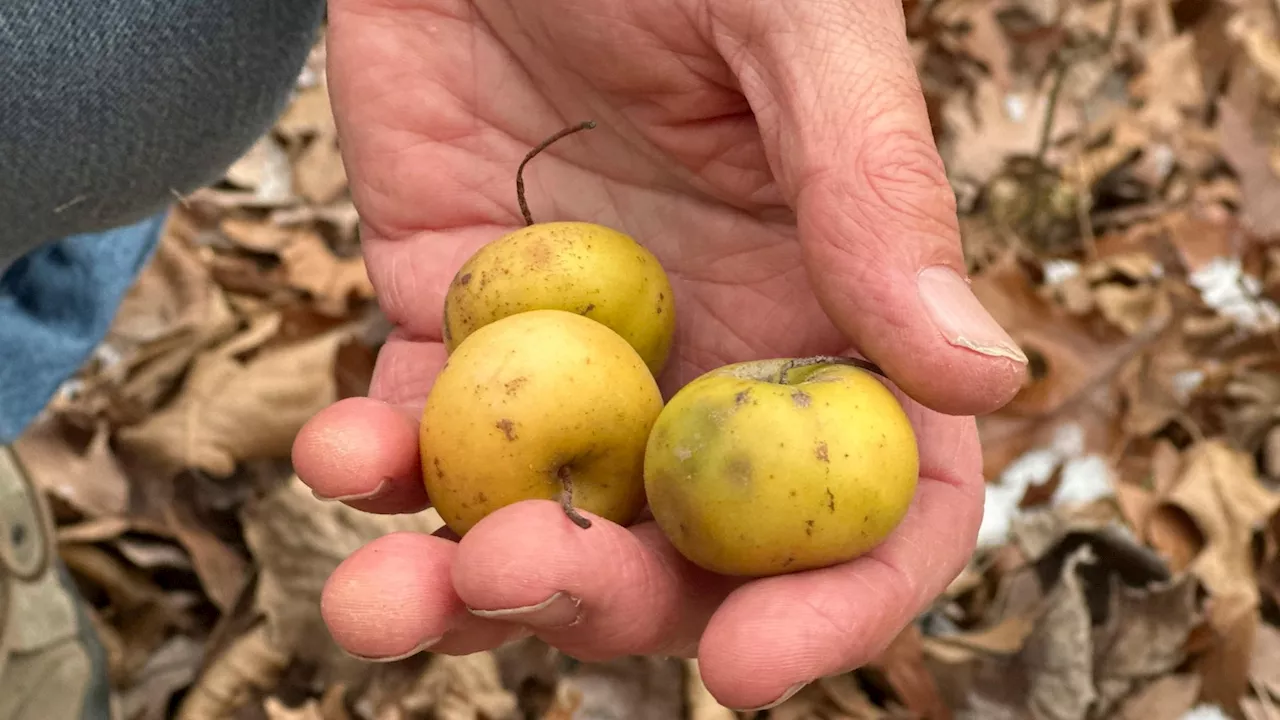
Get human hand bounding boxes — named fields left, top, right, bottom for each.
left=292, top=0, right=1028, bottom=710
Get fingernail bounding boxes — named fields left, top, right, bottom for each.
left=736, top=682, right=807, bottom=711
left=467, top=591, right=582, bottom=628
left=312, top=477, right=391, bottom=503
left=344, top=635, right=441, bottom=662
left=918, top=265, right=1028, bottom=363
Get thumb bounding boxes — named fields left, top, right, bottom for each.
left=710, top=0, right=1028, bottom=416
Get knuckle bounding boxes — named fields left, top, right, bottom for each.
left=849, top=121, right=958, bottom=240
left=797, top=594, right=863, bottom=648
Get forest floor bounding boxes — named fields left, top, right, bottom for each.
left=15, top=0, right=1280, bottom=717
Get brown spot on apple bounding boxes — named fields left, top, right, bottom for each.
left=496, top=419, right=517, bottom=441
left=725, top=455, right=753, bottom=488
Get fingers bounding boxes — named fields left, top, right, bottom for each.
left=292, top=396, right=429, bottom=514
left=709, top=0, right=1027, bottom=416
left=365, top=333, right=448, bottom=409
left=293, top=334, right=456, bottom=514
left=694, top=407, right=985, bottom=710
left=452, top=500, right=741, bottom=661
left=320, top=531, right=523, bottom=658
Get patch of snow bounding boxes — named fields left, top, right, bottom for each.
left=1004, top=93, right=1029, bottom=122
left=1150, top=143, right=1176, bottom=182
left=1042, top=259, right=1081, bottom=284
left=1181, top=705, right=1231, bottom=720
left=1188, top=256, right=1280, bottom=331
left=1171, top=369, right=1205, bottom=404
left=977, top=422, right=1115, bottom=549
left=1054, top=455, right=1114, bottom=506
left=91, top=341, right=124, bottom=370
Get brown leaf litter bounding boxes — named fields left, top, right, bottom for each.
left=12, top=0, right=1280, bottom=717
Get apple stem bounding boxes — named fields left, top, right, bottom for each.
left=517, top=120, right=598, bottom=227
left=556, top=465, right=593, bottom=529
left=775, top=355, right=885, bottom=384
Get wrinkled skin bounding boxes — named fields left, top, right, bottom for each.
left=291, top=0, right=1028, bottom=711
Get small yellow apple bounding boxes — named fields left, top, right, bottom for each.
left=421, top=309, right=664, bottom=535
left=442, top=221, right=676, bottom=377
left=643, top=357, right=919, bottom=576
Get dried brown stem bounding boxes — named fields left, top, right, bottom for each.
left=517, top=120, right=597, bottom=226
left=1033, top=0, right=1122, bottom=164
left=556, top=465, right=592, bottom=529
left=774, top=355, right=885, bottom=384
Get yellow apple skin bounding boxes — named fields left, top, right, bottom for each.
left=643, top=358, right=919, bottom=577
left=421, top=309, right=665, bottom=536
left=442, top=221, right=676, bottom=377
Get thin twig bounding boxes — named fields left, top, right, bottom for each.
left=1034, top=0, right=1123, bottom=165
left=516, top=120, right=597, bottom=226
left=556, top=465, right=592, bottom=529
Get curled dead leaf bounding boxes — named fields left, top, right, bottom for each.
left=115, top=321, right=354, bottom=478
left=13, top=417, right=129, bottom=520
left=175, top=622, right=291, bottom=720
left=1160, top=440, right=1280, bottom=601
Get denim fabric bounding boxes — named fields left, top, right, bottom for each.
left=0, top=215, right=164, bottom=443
left=0, top=0, right=326, bottom=442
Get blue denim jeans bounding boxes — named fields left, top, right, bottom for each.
left=0, top=0, right=327, bottom=443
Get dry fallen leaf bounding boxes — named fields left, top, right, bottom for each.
left=275, top=84, right=338, bottom=142
left=278, top=230, right=374, bottom=317
left=117, top=636, right=205, bottom=720
left=24, top=3, right=1280, bottom=718
left=1217, top=64, right=1280, bottom=238
left=770, top=674, right=893, bottom=720
left=554, top=656, right=685, bottom=720
left=963, top=545, right=1098, bottom=720
left=364, top=653, right=519, bottom=720
left=1114, top=673, right=1203, bottom=720
left=869, top=625, right=953, bottom=720
left=1248, top=621, right=1280, bottom=700
left=59, top=542, right=191, bottom=685
left=972, top=251, right=1141, bottom=477
left=924, top=611, right=1040, bottom=658
left=1159, top=440, right=1280, bottom=602
left=175, top=622, right=291, bottom=720
left=294, top=138, right=348, bottom=205
left=1192, top=591, right=1259, bottom=715
left=115, top=322, right=355, bottom=478
left=239, top=475, right=444, bottom=665
left=221, top=135, right=296, bottom=207
left=13, top=417, right=129, bottom=519
left=160, top=498, right=248, bottom=614
left=1090, top=572, right=1202, bottom=715
left=262, top=685, right=351, bottom=720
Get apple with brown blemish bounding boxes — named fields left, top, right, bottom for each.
left=643, top=356, right=919, bottom=576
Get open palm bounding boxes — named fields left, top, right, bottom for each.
left=293, top=0, right=1029, bottom=710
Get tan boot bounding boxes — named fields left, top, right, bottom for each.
left=0, top=445, right=111, bottom=720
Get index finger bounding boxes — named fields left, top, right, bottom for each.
left=291, top=337, right=447, bottom=514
